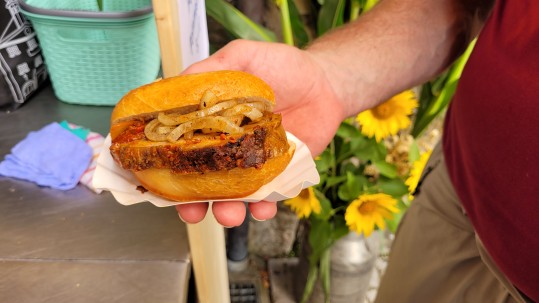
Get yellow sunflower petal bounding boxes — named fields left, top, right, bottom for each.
left=345, top=193, right=398, bottom=236
left=361, top=216, right=375, bottom=237
left=284, top=187, right=321, bottom=218
left=405, top=149, right=433, bottom=201
left=356, top=90, right=418, bottom=142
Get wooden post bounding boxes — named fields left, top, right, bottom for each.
left=151, top=1, right=230, bottom=302
left=185, top=206, right=230, bottom=303
left=151, top=0, right=182, bottom=77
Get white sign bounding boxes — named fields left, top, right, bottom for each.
left=177, top=0, right=209, bottom=68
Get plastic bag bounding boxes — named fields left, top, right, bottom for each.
left=0, top=0, right=48, bottom=111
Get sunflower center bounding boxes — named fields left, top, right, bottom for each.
left=298, top=189, right=310, bottom=199
left=372, top=103, right=394, bottom=119
left=358, top=200, right=377, bottom=215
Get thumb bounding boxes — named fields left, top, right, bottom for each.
left=181, top=40, right=257, bottom=75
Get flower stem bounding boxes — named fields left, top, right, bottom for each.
left=276, top=0, right=294, bottom=46
left=364, top=0, right=378, bottom=12
left=300, top=264, right=319, bottom=303
left=320, top=248, right=331, bottom=302
left=350, top=0, right=361, bottom=21
left=329, top=139, right=338, bottom=200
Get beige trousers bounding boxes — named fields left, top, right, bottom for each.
left=374, top=143, right=529, bottom=303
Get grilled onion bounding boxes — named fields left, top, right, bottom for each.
left=144, top=119, right=169, bottom=141
left=221, top=104, right=263, bottom=122
left=167, top=116, right=244, bottom=142
left=199, top=90, right=218, bottom=108
left=144, top=94, right=274, bottom=142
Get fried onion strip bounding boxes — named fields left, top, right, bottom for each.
left=167, top=116, right=244, bottom=142
left=144, top=95, right=274, bottom=142
left=144, top=119, right=169, bottom=141
left=199, top=90, right=218, bottom=108
left=221, top=104, right=263, bottom=122
left=158, top=100, right=238, bottom=126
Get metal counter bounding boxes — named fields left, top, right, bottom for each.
left=0, top=85, right=191, bottom=303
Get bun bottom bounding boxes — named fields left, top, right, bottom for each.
left=133, top=142, right=296, bottom=202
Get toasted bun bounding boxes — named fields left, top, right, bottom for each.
left=110, top=70, right=294, bottom=202
left=111, top=70, right=274, bottom=123
left=133, top=142, right=295, bottom=201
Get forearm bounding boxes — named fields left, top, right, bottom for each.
left=306, top=0, right=493, bottom=116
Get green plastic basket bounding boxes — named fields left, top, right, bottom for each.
left=18, top=1, right=161, bottom=106
left=102, top=0, right=152, bottom=12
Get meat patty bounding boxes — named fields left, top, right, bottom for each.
left=110, top=113, right=284, bottom=174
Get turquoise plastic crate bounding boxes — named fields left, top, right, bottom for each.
left=24, top=0, right=101, bottom=11
left=18, top=1, right=161, bottom=106
left=102, top=0, right=152, bottom=12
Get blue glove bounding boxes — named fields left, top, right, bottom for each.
left=0, top=122, right=93, bottom=190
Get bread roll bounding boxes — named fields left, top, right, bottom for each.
left=109, top=70, right=294, bottom=202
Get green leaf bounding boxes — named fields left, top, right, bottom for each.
left=324, top=175, right=348, bottom=189
left=412, top=40, right=476, bottom=137
left=288, top=0, right=310, bottom=47
left=351, top=136, right=386, bottom=162
left=335, top=140, right=352, bottom=163
left=430, top=69, right=450, bottom=94
left=308, top=218, right=334, bottom=263
left=315, top=149, right=332, bottom=174
left=336, top=121, right=361, bottom=139
left=338, top=171, right=366, bottom=201
left=385, top=198, right=409, bottom=233
left=408, top=140, right=420, bottom=164
left=317, top=0, right=346, bottom=36
left=318, top=172, right=328, bottom=189
left=349, top=0, right=362, bottom=20
left=332, top=216, right=351, bottom=239
left=314, top=188, right=334, bottom=218
left=378, top=177, right=408, bottom=198
left=372, top=160, right=397, bottom=178
left=385, top=209, right=403, bottom=233
left=205, top=0, right=276, bottom=42
left=364, top=0, right=378, bottom=12
left=338, top=161, right=360, bottom=178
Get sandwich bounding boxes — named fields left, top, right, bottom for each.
left=108, top=70, right=295, bottom=202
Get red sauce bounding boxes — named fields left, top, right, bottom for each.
left=113, top=121, right=146, bottom=143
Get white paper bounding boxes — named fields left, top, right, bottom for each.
left=177, top=0, right=210, bottom=68
left=92, top=132, right=320, bottom=207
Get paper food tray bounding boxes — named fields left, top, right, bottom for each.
left=93, top=132, right=320, bottom=207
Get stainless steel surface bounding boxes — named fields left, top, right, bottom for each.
left=0, top=85, right=191, bottom=303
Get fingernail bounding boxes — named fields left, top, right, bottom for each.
left=177, top=213, right=186, bottom=223
left=251, top=215, right=266, bottom=222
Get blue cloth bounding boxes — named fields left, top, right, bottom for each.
left=0, top=122, right=92, bottom=190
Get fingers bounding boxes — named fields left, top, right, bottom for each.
left=176, top=200, right=277, bottom=227
left=175, top=201, right=246, bottom=226
left=176, top=203, right=209, bottom=224
left=182, top=40, right=252, bottom=75
left=211, top=201, right=247, bottom=227
left=249, top=201, right=277, bottom=221
left=212, top=201, right=277, bottom=226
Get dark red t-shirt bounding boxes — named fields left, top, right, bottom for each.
left=443, top=0, right=539, bottom=300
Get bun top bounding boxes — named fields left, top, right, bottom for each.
left=111, top=70, right=275, bottom=123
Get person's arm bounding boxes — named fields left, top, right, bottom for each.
left=306, top=0, right=493, bottom=116
left=177, top=0, right=494, bottom=226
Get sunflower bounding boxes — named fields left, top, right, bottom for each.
left=356, top=90, right=418, bottom=142
left=405, top=149, right=433, bottom=201
left=284, top=187, right=321, bottom=219
left=344, top=193, right=399, bottom=237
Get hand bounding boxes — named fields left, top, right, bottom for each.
left=176, top=40, right=345, bottom=226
